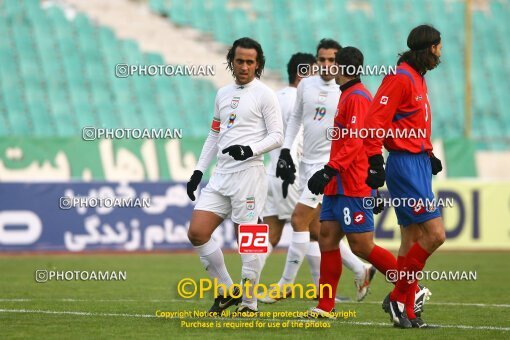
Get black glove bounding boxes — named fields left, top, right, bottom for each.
left=430, top=153, right=442, bottom=175
left=282, top=179, right=293, bottom=199
left=186, top=170, right=203, bottom=201
left=366, top=154, right=385, bottom=189
left=276, top=148, right=296, bottom=183
left=373, top=191, right=384, bottom=215
left=221, top=145, right=253, bottom=161
left=307, top=165, right=337, bottom=195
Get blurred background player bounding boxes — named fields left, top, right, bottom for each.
left=268, top=39, right=376, bottom=303
left=364, top=25, right=445, bottom=328
left=259, top=52, right=315, bottom=270
left=306, top=46, right=400, bottom=318
left=186, top=37, right=283, bottom=315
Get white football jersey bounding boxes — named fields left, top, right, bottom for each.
left=283, top=75, right=340, bottom=164
left=196, top=78, right=283, bottom=174
left=267, top=86, right=303, bottom=175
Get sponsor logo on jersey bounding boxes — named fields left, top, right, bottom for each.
left=380, top=96, right=389, bottom=105
left=412, top=201, right=426, bottom=215
left=353, top=212, right=365, bottom=225
left=227, top=113, right=236, bottom=128
left=415, top=95, right=422, bottom=101
left=246, top=196, right=255, bottom=210
left=231, top=96, right=240, bottom=109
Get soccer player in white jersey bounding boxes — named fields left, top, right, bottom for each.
left=259, top=52, right=315, bottom=271
left=186, top=37, right=284, bottom=314
left=270, top=39, right=376, bottom=302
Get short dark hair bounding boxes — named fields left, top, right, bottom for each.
left=316, top=38, right=342, bottom=56
left=226, top=37, right=265, bottom=79
left=335, top=46, right=364, bottom=77
left=287, top=52, right=316, bottom=84
left=398, top=24, right=441, bottom=74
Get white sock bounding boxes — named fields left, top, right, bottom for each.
left=339, top=239, right=366, bottom=280
left=241, top=253, right=263, bottom=310
left=278, top=231, right=310, bottom=286
left=259, top=243, right=274, bottom=272
left=306, top=241, right=321, bottom=291
left=194, top=238, right=233, bottom=296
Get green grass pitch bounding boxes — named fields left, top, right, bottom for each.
left=1, top=251, right=509, bottom=339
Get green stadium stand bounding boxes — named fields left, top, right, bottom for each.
left=148, top=0, right=510, bottom=150
left=0, top=0, right=216, bottom=138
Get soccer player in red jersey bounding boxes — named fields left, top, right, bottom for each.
left=306, top=46, right=399, bottom=318
left=364, top=25, right=445, bottom=328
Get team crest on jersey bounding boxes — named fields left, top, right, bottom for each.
left=227, top=113, right=237, bottom=128
left=318, top=92, right=328, bottom=103
left=246, top=197, right=255, bottom=210
left=353, top=212, right=365, bottom=225
left=231, top=96, right=240, bottom=109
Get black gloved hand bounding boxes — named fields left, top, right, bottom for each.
left=186, top=170, right=203, bottom=201
left=373, top=190, right=384, bottom=215
left=366, top=154, right=386, bottom=189
left=282, top=180, right=290, bottom=199
left=276, top=148, right=296, bottom=183
left=307, top=165, right=337, bottom=195
left=221, top=145, right=253, bottom=161
left=430, top=153, right=443, bottom=175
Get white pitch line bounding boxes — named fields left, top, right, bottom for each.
left=354, top=301, right=510, bottom=308
left=0, top=309, right=509, bottom=332
left=0, top=299, right=508, bottom=308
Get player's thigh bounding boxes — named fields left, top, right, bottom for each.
left=230, top=166, right=268, bottom=224
left=188, top=210, right=224, bottom=246
left=290, top=203, right=318, bottom=231
left=386, top=152, right=441, bottom=227
left=308, top=208, right=321, bottom=241
left=296, top=162, right=323, bottom=213
left=189, top=179, right=230, bottom=244
left=319, top=220, right=344, bottom=251
left=346, top=231, right=375, bottom=260
left=263, top=215, right=286, bottom=247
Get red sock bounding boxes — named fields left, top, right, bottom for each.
left=367, top=245, right=397, bottom=276
left=389, top=256, right=406, bottom=302
left=403, top=243, right=430, bottom=319
left=406, top=281, right=419, bottom=319
left=317, top=249, right=342, bottom=312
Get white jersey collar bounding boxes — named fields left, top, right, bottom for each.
left=235, top=78, right=258, bottom=89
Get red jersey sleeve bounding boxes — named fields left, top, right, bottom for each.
left=327, top=95, right=369, bottom=173
left=364, top=75, right=407, bottom=157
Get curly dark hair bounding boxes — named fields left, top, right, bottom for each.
left=398, top=24, right=441, bottom=74
left=316, top=38, right=342, bottom=56
left=226, top=37, right=265, bottom=78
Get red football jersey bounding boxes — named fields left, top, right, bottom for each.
left=324, top=80, right=373, bottom=197
left=364, top=62, right=433, bottom=156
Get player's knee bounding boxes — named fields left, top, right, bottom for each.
left=290, top=214, right=307, bottom=231
left=349, top=241, right=372, bottom=260
left=187, top=227, right=208, bottom=246
left=270, top=235, right=281, bottom=247
left=431, top=229, right=446, bottom=249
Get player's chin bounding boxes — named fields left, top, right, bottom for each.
left=236, top=74, right=249, bottom=84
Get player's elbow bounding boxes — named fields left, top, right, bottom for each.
left=274, top=130, right=284, bottom=148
